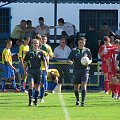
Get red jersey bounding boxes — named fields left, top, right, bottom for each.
left=98, top=44, right=114, bottom=73
left=106, top=46, right=118, bottom=76
left=98, top=44, right=113, bottom=61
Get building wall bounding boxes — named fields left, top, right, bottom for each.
left=0, top=2, right=120, bottom=34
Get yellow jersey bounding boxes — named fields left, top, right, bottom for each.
left=2, top=48, right=12, bottom=65
left=44, top=44, right=54, bottom=61
left=41, top=50, right=47, bottom=70
left=47, top=69, right=60, bottom=81
left=18, top=44, right=29, bottom=60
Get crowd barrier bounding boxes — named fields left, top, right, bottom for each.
left=0, top=60, right=101, bottom=89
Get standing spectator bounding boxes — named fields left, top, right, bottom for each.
left=10, top=20, right=26, bottom=47
left=35, top=17, right=50, bottom=42
left=67, top=37, right=92, bottom=107
left=24, top=39, right=47, bottom=106
left=18, top=37, right=30, bottom=92
left=1, top=40, right=20, bottom=92
left=25, top=20, right=35, bottom=45
left=99, top=23, right=111, bottom=45
left=115, top=23, right=120, bottom=39
left=53, top=37, right=71, bottom=84
left=50, top=18, right=79, bottom=48
left=85, top=24, right=99, bottom=62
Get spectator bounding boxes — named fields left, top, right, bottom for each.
left=115, top=23, right=120, bottom=39
left=35, top=17, right=50, bottom=42
left=1, top=40, right=20, bottom=92
left=25, top=20, right=35, bottom=45
left=54, top=37, right=71, bottom=60
left=85, top=24, right=99, bottom=62
left=10, top=20, right=27, bottom=47
left=98, top=23, right=111, bottom=45
left=53, top=37, right=71, bottom=84
left=50, top=18, right=79, bottom=48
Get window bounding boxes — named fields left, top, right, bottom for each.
left=0, top=7, right=11, bottom=46
left=79, top=9, right=118, bottom=34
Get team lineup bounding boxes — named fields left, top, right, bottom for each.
left=1, top=18, right=120, bottom=107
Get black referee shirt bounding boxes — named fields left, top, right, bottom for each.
left=68, top=47, right=92, bottom=69
left=24, top=50, right=46, bottom=69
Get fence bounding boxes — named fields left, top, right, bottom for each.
left=0, top=61, right=100, bottom=88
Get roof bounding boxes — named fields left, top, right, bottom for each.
left=0, top=0, right=120, bottom=4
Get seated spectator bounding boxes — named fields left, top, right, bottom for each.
left=47, top=69, right=60, bottom=93
left=53, top=37, right=71, bottom=84
left=10, top=20, right=27, bottom=47
left=54, top=37, right=71, bottom=61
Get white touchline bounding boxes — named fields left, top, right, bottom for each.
left=58, top=93, right=70, bottom=120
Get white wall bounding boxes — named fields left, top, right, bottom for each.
left=0, top=2, right=120, bottom=34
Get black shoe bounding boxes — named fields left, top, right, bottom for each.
left=28, top=102, right=33, bottom=106
left=81, top=102, right=84, bottom=107
left=112, top=94, right=114, bottom=98
left=44, top=91, right=48, bottom=97
left=34, top=101, right=38, bottom=106
left=76, top=101, right=80, bottom=106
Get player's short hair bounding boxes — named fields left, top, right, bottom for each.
left=35, top=34, right=42, bottom=40
left=23, top=37, right=30, bottom=41
left=104, top=36, right=110, bottom=41
left=114, top=39, right=120, bottom=44
left=6, top=39, right=12, bottom=45
left=78, top=37, right=86, bottom=42
left=58, top=18, right=64, bottom=23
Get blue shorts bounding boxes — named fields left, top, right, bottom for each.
left=2, top=64, right=15, bottom=79
left=18, top=63, right=24, bottom=75
left=73, top=69, right=89, bottom=84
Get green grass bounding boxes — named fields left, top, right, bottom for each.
left=0, top=91, right=120, bottom=120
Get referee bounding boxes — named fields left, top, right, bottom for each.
left=24, top=39, right=47, bottom=106
left=67, top=37, right=92, bottom=107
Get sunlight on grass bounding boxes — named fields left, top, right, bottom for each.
left=0, top=92, right=120, bottom=120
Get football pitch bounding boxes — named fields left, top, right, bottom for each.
left=0, top=91, right=120, bottom=120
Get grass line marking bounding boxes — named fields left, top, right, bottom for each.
left=58, top=93, right=70, bottom=120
